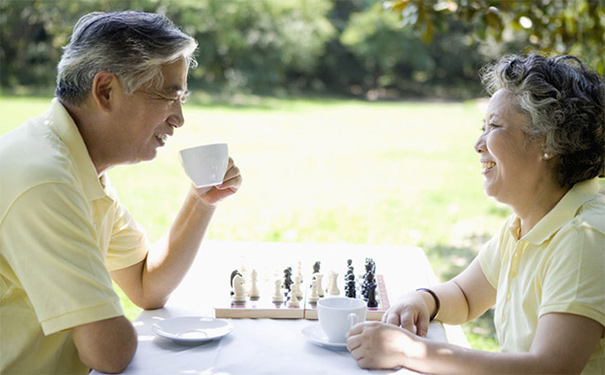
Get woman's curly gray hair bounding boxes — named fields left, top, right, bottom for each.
left=56, top=11, right=197, bottom=107
left=480, top=54, right=605, bottom=187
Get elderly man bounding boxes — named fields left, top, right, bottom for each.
left=0, top=11, right=241, bottom=374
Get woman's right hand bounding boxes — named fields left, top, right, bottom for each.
left=381, top=290, right=432, bottom=337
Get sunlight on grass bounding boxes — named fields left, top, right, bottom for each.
left=0, top=95, right=504, bottom=349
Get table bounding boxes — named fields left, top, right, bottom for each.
left=95, top=241, right=468, bottom=375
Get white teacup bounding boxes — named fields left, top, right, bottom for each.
left=317, top=297, right=367, bottom=343
left=179, top=143, right=229, bottom=188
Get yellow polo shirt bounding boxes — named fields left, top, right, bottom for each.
left=0, top=99, right=149, bottom=374
left=478, top=178, right=605, bottom=374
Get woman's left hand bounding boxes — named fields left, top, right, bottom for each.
left=196, top=157, right=242, bottom=205
left=347, top=321, right=420, bottom=370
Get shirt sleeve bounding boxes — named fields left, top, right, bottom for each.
left=1, top=183, right=123, bottom=335
left=539, top=222, right=605, bottom=328
left=104, top=201, right=150, bottom=271
left=102, top=176, right=149, bottom=271
left=477, top=225, right=507, bottom=290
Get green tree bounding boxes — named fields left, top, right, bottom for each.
left=383, top=0, right=605, bottom=74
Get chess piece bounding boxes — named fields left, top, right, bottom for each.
left=312, top=261, right=321, bottom=274
left=232, top=274, right=246, bottom=303
left=282, top=267, right=293, bottom=292
left=287, top=283, right=300, bottom=307
left=345, top=273, right=356, bottom=298
left=328, top=271, right=340, bottom=295
left=272, top=279, right=284, bottom=303
left=249, top=269, right=260, bottom=300
left=314, top=272, right=324, bottom=298
left=230, top=269, right=242, bottom=296
left=308, top=280, right=319, bottom=303
left=362, top=271, right=375, bottom=298
left=294, top=275, right=303, bottom=300
left=366, top=282, right=378, bottom=308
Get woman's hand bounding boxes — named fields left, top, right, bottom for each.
left=347, top=321, right=421, bottom=370
left=381, top=290, right=432, bottom=337
left=195, top=157, right=241, bottom=205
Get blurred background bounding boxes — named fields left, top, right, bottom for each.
left=1, top=0, right=604, bottom=351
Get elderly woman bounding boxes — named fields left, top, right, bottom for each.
left=347, top=54, right=604, bottom=374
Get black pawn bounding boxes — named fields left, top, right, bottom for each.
left=366, top=283, right=378, bottom=308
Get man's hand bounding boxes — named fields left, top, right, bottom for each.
left=196, top=157, right=241, bottom=205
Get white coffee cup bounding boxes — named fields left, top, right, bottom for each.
left=317, top=297, right=367, bottom=343
left=179, top=143, right=229, bottom=188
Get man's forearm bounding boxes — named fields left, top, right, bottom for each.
left=141, top=188, right=216, bottom=308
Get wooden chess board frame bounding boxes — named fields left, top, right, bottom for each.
left=214, top=275, right=390, bottom=320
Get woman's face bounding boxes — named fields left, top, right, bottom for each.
left=474, top=89, right=547, bottom=206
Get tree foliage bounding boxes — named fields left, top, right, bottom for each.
left=383, top=0, right=605, bottom=74
left=1, top=0, right=602, bottom=100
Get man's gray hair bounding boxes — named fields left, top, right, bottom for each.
left=56, top=11, right=197, bottom=106
left=480, top=54, right=605, bottom=187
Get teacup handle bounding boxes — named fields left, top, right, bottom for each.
left=348, top=313, right=359, bottom=328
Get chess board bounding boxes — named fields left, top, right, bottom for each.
left=214, top=265, right=390, bottom=320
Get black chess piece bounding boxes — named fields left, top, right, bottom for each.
left=282, top=267, right=293, bottom=292
left=345, top=274, right=356, bottom=298
left=366, top=282, right=378, bottom=308
left=312, top=261, right=321, bottom=274
left=363, top=271, right=375, bottom=298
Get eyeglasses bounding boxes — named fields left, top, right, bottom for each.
left=139, top=87, right=190, bottom=105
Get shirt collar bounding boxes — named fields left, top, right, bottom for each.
left=46, top=98, right=106, bottom=201
left=510, top=178, right=601, bottom=245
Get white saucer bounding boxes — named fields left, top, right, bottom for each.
left=152, top=316, right=233, bottom=345
left=301, top=323, right=348, bottom=350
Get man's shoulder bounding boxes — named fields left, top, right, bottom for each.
left=0, top=118, right=81, bottom=214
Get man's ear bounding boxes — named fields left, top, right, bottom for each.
left=91, top=71, right=117, bottom=111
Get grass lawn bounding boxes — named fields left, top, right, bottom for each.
left=0, top=94, right=508, bottom=351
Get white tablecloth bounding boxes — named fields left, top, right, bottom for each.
left=93, top=241, right=468, bottom=375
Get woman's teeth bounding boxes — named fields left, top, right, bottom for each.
left=482, top=161, right=496, bottom=171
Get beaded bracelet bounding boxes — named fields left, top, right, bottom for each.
left=416, top=288, right=441, bottom=321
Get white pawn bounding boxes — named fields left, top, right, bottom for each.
left=249, top=269, right=260, bottom=300
left=287, top=283, right=300, bottom=307
left=308, top=279, right=319, bottom=303
left=232, top=274, right=246, bottom=303
left=328, top=271, right=340, bottom=296
left=294, top=275, right=303, bottom=300
left=314, top=272, right=324, bottom=297
left=272, top=279, right=284, bottom=303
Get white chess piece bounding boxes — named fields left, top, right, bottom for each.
left=249, top=269, right=260, bottom=299
left=272, top=279, right=284, bottom=303
left=314, top=272, right=324, bottom=297
left=294, top=275, right=303, bottom=300
left=308, top=279, right=319, bottom=303
left=287, top=283, right=300, bottom=307
left=232, top=274, right=246, bottom=302
left=328, top=271, right=340, bottom=295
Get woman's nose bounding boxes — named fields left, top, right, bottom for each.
left=474, top=132, right=485, bottom=153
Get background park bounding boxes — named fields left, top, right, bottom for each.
left=1, top=0, right=603, bottom=352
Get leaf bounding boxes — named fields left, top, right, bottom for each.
left=391, top=0, right=410, bottom=12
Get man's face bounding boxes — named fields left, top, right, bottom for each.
left=112, top=57, right=189, bottom=164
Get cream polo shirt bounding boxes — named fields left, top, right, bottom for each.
left=478, top=178, right=605, bottom=374
left=0, top=99, right=149, bottom=374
